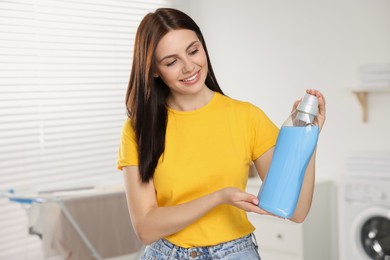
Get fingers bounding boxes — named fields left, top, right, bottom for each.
left=234, top=192, right=273, bottom=215
left=306, top=89, right=326, bottom=109
left=305, top=89, right=326, bottom=130
left=248, top=203, right=282, bottom=217
left=228, top=189, right=259, bottom=208
left=249, top=204, right=271, bottom=215
left=291, top=99, right=301, bottom=113
left=222, top=187, right=279, bottom=216
left=236, top=191, right=259, bottom=206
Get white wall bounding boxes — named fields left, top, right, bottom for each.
left=172, top=0, right=390, bottom=182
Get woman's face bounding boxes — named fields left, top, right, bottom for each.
left=154, top=29, right=208, bottom=97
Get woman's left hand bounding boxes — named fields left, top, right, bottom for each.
left=292, top=89, right=326, bottom=131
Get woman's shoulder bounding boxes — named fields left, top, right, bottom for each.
left=216, top=93, right=261, bottom=112
left=121, top=117, right=136, bottom=136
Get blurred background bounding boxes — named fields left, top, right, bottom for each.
left=1, top=0, right=389, bottom=259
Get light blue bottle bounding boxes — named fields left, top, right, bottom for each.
left=258, top=94, right=319, bottom=218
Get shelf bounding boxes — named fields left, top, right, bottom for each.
left=352, top=87, right=390, bottom=123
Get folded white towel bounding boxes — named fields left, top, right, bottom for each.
left=359, top=72, right=390, bottom=82
left=357, top=81, right=390, bottom=88
left=346, top=150, right=390, bottom=179
left=358, top=64, right=390, bottom=74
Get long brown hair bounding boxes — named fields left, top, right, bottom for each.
left=126, top=8, right=223, bottom=182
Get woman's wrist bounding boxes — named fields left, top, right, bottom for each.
left=213, top=188, right=226, bottom=206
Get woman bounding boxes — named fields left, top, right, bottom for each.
left=118, top=7, right=326, bottom=260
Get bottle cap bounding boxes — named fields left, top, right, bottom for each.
left=297, top=94, right=318, bottom=116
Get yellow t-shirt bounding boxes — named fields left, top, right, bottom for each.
left=117, top=92, right=278, bottom=248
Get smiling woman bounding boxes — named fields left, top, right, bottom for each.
left=154, top=31, right=211, bottom=111
left=118, top=7, right=326, bottom=260
left=0, top=1, right=171, bottom=259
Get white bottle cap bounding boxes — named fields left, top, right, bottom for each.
left=297, top=94, right=318, bottom=116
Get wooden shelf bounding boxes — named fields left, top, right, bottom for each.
left=352, top=87, right=390, bottom=122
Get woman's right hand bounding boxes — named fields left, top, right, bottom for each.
left=124, top=167, right=271, bottom=244
left=217, top=187, right=271, bottom=215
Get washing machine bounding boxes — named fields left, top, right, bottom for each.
left=339, top=175, right=390, bottom=260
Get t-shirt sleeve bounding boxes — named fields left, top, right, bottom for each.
left=250, top=105, right=279, bottom=160
left=117, top=118, right=139, bottom=170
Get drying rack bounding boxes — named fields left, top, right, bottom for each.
left=1, top=184, right=143, bottom=260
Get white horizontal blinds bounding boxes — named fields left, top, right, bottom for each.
left=0, top=1, right=42, bottom=259
left=0, top=0, right=170, bottom=259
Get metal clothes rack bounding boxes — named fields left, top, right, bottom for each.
left=1, top=186, right=143, bottom=260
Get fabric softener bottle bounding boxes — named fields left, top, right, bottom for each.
left=257, top=93, right=319, bottom=218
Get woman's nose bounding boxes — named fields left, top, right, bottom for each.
left=182, top=59, right=194, bottom=73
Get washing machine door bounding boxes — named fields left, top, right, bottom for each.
left=353, top=207, right=390, bottom=260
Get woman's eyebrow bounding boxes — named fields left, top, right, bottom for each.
left=159, top=41, right=199, bottom=63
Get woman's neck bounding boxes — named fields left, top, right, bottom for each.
left=167, top=87, right=214, bottom=112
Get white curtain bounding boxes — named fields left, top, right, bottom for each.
left=0, top=0, right=170, bottom=259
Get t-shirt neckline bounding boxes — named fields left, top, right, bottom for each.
left=167, top=92, right=219, bottom=116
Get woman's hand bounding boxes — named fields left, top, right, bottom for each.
left=292, top=89, right=326, bottom=131
left=217, top=187, right=271, bottom=215
left=125, top=167, right=272, bottom=244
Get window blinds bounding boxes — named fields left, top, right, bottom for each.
left=0, top=0, right=170, bottom=259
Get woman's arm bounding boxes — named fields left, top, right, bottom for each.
left=290, top=150, right=316, bottom=222
left=254, top=89, right=326, bottom=223
left=123, top=166, right=268, bottom=245
left=291, top=89, right=326, bottom=222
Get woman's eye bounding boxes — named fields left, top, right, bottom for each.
left=166, top=60, right=177, bottom=67
left=189, top=49, right=199, bottom=55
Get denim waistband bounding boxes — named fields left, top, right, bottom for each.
left=144, top=233, right=258, bottom=260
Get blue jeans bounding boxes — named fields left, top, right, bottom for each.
left=141, top=233, right=261, bottom=260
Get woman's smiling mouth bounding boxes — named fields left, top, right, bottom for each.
left=181, top=71, right=200, bottom=83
